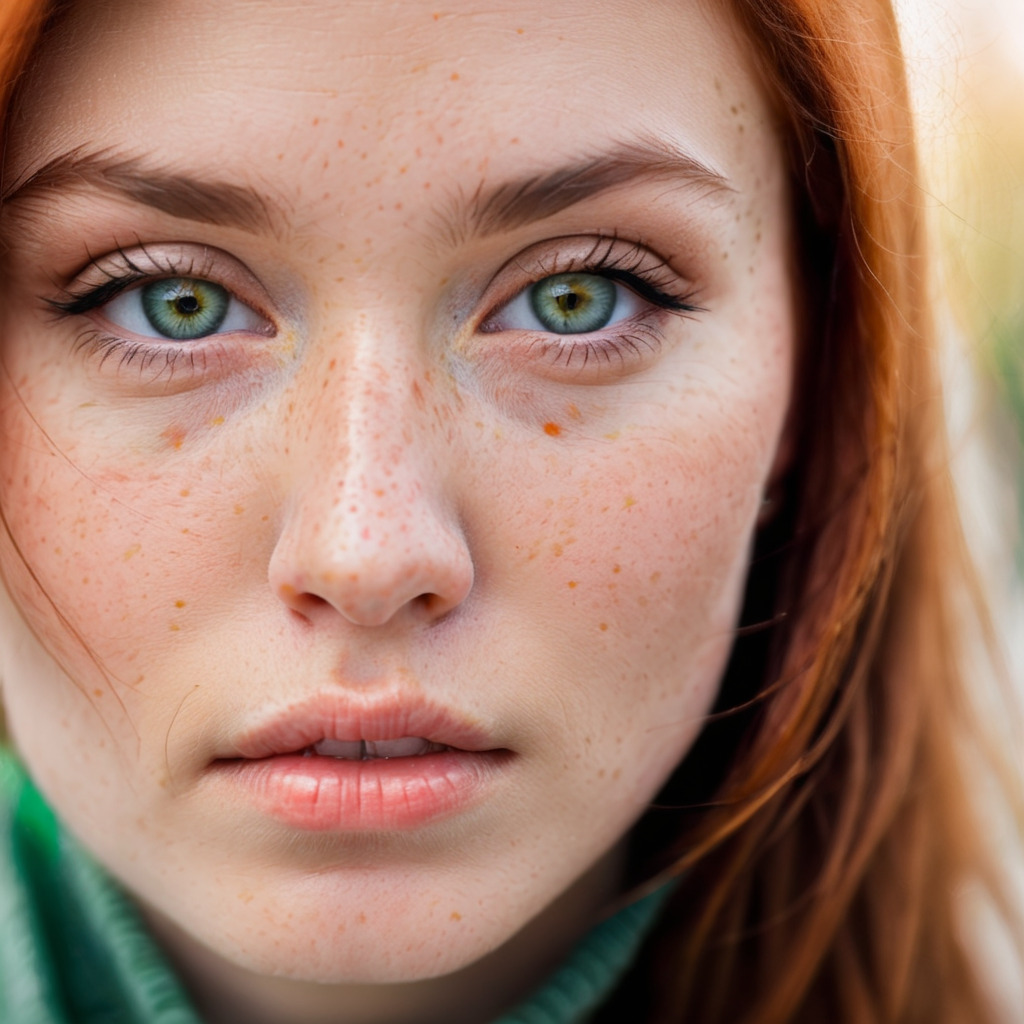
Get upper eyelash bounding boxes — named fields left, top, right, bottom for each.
left=45, top=246, right=217, bottom=317
left=509, top=236, right=704, bottom=316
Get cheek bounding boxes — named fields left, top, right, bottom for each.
left=464, top=416, right=771, bottom=803
left=0, top=372, right=255, bottom=731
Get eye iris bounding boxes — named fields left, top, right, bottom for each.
left=141, top=278, right=229, bottom=340
left=530, top=273, right=617, bottom=334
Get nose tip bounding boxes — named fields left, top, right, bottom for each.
left=269, top=501, right=474, bottom=629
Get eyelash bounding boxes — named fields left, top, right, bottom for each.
left=46, top=246, right=269, bottom=376
left=44, top=237, right=702, bottom=382
left=482, top=237, right=702, bottom=372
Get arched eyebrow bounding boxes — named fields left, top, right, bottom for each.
left=1, top=148, right=277, bottom=233
left=447, top=138, right=735, bottom=245
left=0, top=139, right=734, bottom=241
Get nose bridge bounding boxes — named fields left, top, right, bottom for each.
left=270, top=327, right=473, bottom=627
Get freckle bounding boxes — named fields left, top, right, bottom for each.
left=450, top=71, right=459, bottom=80
left=551, top=543, right=563, bottom=557
left=604, top=431, right=620, bottom=440
left=169, top=623, right=180, bottom=632
left=567, top=580, right=577, bottom=588
left=276, top=153, right=284, bottom=160
left=623, top=496, right=636, bottom=509
left=123, top=544, right=141, bottom=560
left=93, top=688, right=103, bottom=698
left=175, top=599, right=186, bottom=608
left=517, top=26, right=524, bottom=33
left=182, top=528, right=189, bottom=534
left=650, top=572, right=661, bottom=583
left=312, top=116, right=320, bottom=126
left=238, top=891, right=255, bottom=904
left=612, top=769, right=621, bottom=780
left=210, top=416, right=224, bottom=426
left=358, top=912, right=367, bottom=924
left=599, top=622, right=608, bottom=631
left=543, top=422, right=561, bottom=436
left=180, top=488, right=190, bottom=497
left=423, top=181, right=431, bottom=189
left=612, top=564, right=621, bottom=574
left=161, top=425, right=186, bottom=450
left=234, top=505, right=245, bottom=515
left=450, top=911, right=462, bottom=921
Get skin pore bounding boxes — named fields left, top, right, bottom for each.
left=0, top=1, right=794, bottom=1023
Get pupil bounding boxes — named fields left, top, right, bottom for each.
left=175, top=294, right=201, bottom=316
left=558, top=291, right=581, bottom=312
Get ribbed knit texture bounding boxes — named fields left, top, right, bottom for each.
left=0, top=750, right=668, bottom=1023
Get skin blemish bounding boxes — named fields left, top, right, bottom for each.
left=179, top=489, right=190, bottom=497
left=122, top=544, right=141, bottom=560
left=622, top=496, right=636, bottom=509
left=234, top=505, right=245, bottom=515
left=599, top=623, right=608, bottom=631
left=567, top=580, right=577, bottom=588
left=543, top=422, right=561, bottom=437
left=175, top=600, right=186, bottom=608
left=210, top=416, right=224, bottom=427
left=161, top=425, right=187, bottom=450
left=450, top=911, right=462, bottom=922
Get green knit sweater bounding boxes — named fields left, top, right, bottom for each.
left=0, top=751, right=667, bottom=1024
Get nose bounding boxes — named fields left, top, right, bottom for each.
left=267, top=354, right=473, bottom=630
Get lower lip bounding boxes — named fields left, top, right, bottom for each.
left=212, top=750, right=508, bottom=831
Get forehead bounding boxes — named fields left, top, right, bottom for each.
left=7, top=0, right=778, bottom=206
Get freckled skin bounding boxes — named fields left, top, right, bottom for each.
left=0, top=2, right=793, bottom=1023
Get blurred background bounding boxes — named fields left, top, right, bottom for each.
left=896, top=0, right=1024, bottom=621
left=898, top=5, right=1024, bottom=1013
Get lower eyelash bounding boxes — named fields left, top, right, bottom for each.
left=527, top=322, right=664, bottom=371
left=73, top=327, right=211, bottom=380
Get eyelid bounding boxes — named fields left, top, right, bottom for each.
left=477, top=235, right=700, bottom=331
left=48, top=242, right=277, bottom=327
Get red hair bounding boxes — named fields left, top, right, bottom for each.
left=603, top=2, right=1022, bottom=1020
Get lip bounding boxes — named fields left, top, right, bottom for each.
left=208, top=694, right=512, bottom=832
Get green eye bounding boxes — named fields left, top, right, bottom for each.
left=529, top=273, right=618, bottom=334
left=140, top=278, right=230, bottom=340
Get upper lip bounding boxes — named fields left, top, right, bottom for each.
left=223, top=693, right=501, bottom=760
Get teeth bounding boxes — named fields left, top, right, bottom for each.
left=310, top=737, right=437, bottom=760
left=364, top=737, right=433, bottom=759
left=312, top=739, right=364, bottom=759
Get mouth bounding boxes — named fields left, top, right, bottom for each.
left=209, top=695, right=512, bottom=832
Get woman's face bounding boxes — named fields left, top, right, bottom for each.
left=0, top=0, right=792, bottom=998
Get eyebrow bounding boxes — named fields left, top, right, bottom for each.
left=448, top=138, right=735, bottom=244
left=0, top=138, right=733, bottom=242
left=1, top=147, right=276, bottom=233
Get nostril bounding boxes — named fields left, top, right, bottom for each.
left=276, top=583, right=331, bottom=625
